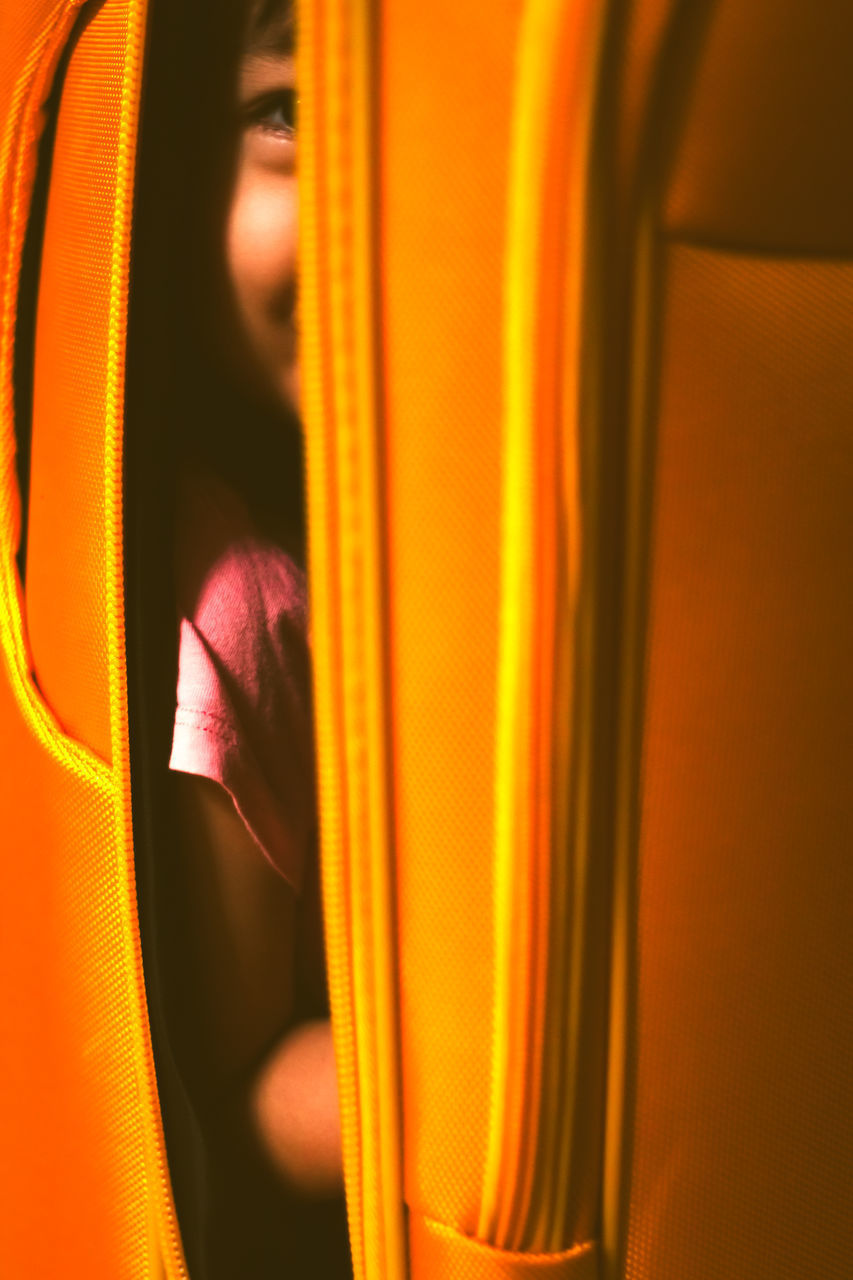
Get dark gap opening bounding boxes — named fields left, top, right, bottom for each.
left=124, top=0, right=212, bottom=1273
left=126, top=2, right=350, bottom=1276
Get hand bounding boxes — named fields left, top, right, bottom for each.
left=249, top=1017, right=343, bottom=1198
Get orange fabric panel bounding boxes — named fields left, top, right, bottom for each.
left=25, top=0, right=131, bottom=762
left=0, top=0, right=58, bottom=134
left=0, top=666, right=173, bottom=1276
left=0, top=0, right=79, bottom=555
left=623, top=5, right=853, bottom=1275
left=0, top=661, right=131, bottom=1271
left=380, top=0, right=523, bottom=1236
left=0, top=0, right=184, bottom=1274
left=626, top=248, right=853, bottom=1279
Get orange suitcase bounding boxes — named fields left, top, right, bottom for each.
left=1, top=1, right=852, bottom=1276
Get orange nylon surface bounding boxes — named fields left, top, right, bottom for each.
left=625, top=246, right=853, bottom=1280
left=0, top=0, right=184, bottom=1274
left=380, top=0, right=522, bottom=1236
left=25, top=0, right=122, bottom=762
left=622, top=4, right=853, bottom=1276
left=0, top=670, right=127, bottom=1270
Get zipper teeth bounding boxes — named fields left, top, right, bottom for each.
left=331, top=0, right=406, bottom=1262
left=301, top=2, right=406, bottom=1279
left=299, top=0, right=368, bottom=1270
left=479, top=0, right=607, bottom=1255
left=106, top=0, right=189, bottom=1273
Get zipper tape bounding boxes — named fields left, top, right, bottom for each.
left=300, top=0, right=406, bottom=1277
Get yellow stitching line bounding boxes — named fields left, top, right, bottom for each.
left=104, top=0, right=188, bottom=1273
left=0, top=0, right=111, bottom=790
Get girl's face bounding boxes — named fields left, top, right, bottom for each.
left=221, top=3, right=298, bottom=415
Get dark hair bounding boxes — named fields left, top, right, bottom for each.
left=248, top=0, right=295, bottom=49
left=159, top=0, right=305, bottom=563
left=179, top=371, right=306, bottom=564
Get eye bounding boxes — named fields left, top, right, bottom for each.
left=244, top=88, right=297, bottom=139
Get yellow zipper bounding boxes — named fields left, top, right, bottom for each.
left=300, top=2, right=406, bottom=1278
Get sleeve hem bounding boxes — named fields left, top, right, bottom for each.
left=170, top=719, right=306, bottom=896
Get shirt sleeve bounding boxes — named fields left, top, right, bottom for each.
left=169, top=476, right=314, bottom=895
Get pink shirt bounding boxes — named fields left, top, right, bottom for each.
left=169, top=471, right=313, bottom=895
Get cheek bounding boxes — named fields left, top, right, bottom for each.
left=226, top=170, right=298, bottom=329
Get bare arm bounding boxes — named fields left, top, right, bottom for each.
left=173, top=773, right=342, bottom=1195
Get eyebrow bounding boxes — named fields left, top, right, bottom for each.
left=247, top=0, right=295, bottom=57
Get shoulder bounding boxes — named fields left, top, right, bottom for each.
left=175, top=468, right=308, bottom=652
left=171, top=468, right=314, bottom=890
left=174, top=468, right=311, bottom=733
